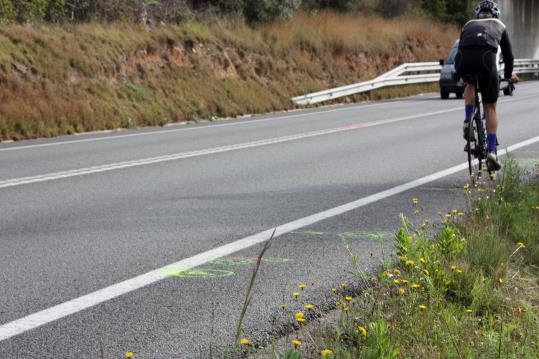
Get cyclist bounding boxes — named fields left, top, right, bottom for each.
left=455, top=0, right=518, bottom=171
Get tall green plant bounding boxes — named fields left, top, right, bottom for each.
left=0, top=0, right=16, bottom=22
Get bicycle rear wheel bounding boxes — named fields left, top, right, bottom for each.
left=467, top=109, right=483, bottom=184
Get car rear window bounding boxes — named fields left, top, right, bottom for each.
left=446, top=47, right=459, bottom=64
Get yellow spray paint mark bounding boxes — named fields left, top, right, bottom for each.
left=164, top=268, right=235, bottom=278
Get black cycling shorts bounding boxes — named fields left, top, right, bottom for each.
left=455, top=48, right=499, bottom=104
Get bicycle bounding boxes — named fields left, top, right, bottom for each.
left=465, top=76, right=514, bottom=183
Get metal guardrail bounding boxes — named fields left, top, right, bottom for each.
left=292, top=58, right=539, bottom=105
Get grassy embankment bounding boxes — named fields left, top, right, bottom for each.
left=0, top=12, right=457, bottom=141
left=245, top=160, right=538, bottom=358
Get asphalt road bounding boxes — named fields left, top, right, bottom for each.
left=1, top=82, right=539, bottom=358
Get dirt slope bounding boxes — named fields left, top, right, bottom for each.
left=0, top=12, right=458, bottom=140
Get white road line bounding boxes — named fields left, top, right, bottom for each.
left=0, top=99, right=413, bottom=152
left=1, top=89, right=535, bottom=154
left=1, top=135, right=537, bottom=342
left=0, top=107, right=464, bottom=189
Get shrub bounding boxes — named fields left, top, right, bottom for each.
left=244, top=0, right=302, bottom=22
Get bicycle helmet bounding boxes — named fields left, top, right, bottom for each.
left=474, top=1, right=501, bottom=19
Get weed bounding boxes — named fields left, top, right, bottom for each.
left=264, top=159, right=538, bottom=358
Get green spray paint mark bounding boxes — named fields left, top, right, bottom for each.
left=293, top=229, right=393, bottom=241
left=338, top=231, right=393, bottom=241
left=211, top=257, right=293, bottom=266
left=291, top=229, right=326, bottom=236
left=421, top=187, right=465, bottom=193
left=516, top=158, right=539, bottom=168
left=164, top=268, right=235, bottom=278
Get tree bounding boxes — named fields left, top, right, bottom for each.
left=244, top=0, right=302, bottom=22
left=0, top=0, right=16, bottom=22
left=13, top=0, right=49, bottom=22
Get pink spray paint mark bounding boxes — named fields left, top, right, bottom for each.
left=342, top=124, right=365, bottom=129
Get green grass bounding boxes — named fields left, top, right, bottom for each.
left=262, top=159, right=538, bottom=358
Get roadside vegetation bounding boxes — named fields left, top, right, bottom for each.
left=0, top=1, right=471, bottom=26
left=0, top=12, right=456, bottom=141
left=245, top=159, right=538, bottom=358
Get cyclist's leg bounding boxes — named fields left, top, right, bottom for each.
left=456, top=50, right=477, bottom=139
left=478, top=50, right=500, bottom=154
left=464, top=81, right=475, bottom=107
left=484, top=102, right=498, bottom=137
left=478, top=50, right=501, bottom=170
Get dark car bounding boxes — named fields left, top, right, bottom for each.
left=439, top=40, right=514, bottom=100
left=439, top=40, right=463, bottom=99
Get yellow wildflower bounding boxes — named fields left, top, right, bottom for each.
left=397, top=255, right=404, bottom=260
left=423, top=269, right=430, bottom=276
left=406, top=260, right=415, bottom=266
left=393, top=268, right=401, bottom=275
left=401, top=279, right=409, bottom=284
left=466, top=309, right=473, bottom=314
left=331, top=288, right=338, bottom=293
left=458, top=212, right=464, bottom=218
left=296, top=318, right=305, bottom=324
left=304, top=304, right=314, bottom=310
left=125, top=352, right=135, bottom=359
left=298, top=284, right=306, bottom=290
left=240, top=339, right=250, bottom=346
left=381, top=271, right=390, bottom=278
left=451, top=265, right=457, bottom=271
left=419, top=305, right=427, bottom=310
left=445, top=213, right=452, bottom=220
left=335, top=302, right=341, bottom=307
left=499, top=277, right=504, bottom=284
left=280, top=304, right=287, bottom=310
left=345, top=296, right=352, bottom=302
left=356, top=325, right=368, bottom=337
left=397, top=288, right=406, bottom=295
left=292, top=292, right=300, bottom=298
left=517, top=307, right=525, bottom=313
left=464, top=184, right=470, bottom=190
left=452, top=209, right=458, bottom=214
left=341, top=283, right=347, bottom=289
left=321, top=349, right=334, bottom=358
left=517, top=242, right=526, bottom=248
left=456, top=269, right=463, bottom=274
left=412, top=197, right=419, bottom=205
left=294, top=312, right=305, bottom=321
left=292, top=339, right=301, bottom=348
left=411, top=284, right=421, bottom=289
left=419, top=257, right=426, bottom=264
left=394, top=279, right=402, bottom=285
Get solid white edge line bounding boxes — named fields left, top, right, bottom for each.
left=1, top=134, right=538, bottom=342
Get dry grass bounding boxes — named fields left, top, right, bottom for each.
left=0, top=12, right=458, bottom=140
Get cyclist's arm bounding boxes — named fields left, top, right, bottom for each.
left=500, top=30, right=514, bottom=79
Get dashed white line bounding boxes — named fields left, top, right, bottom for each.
left=0, top=107, right=464, bottom=189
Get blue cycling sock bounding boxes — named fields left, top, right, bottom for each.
left=464, top=105, right=474, bottom=123
left=487, top=134, right=497, bottom=153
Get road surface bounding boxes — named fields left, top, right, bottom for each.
left=1, top=82, right=538, bottom=358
